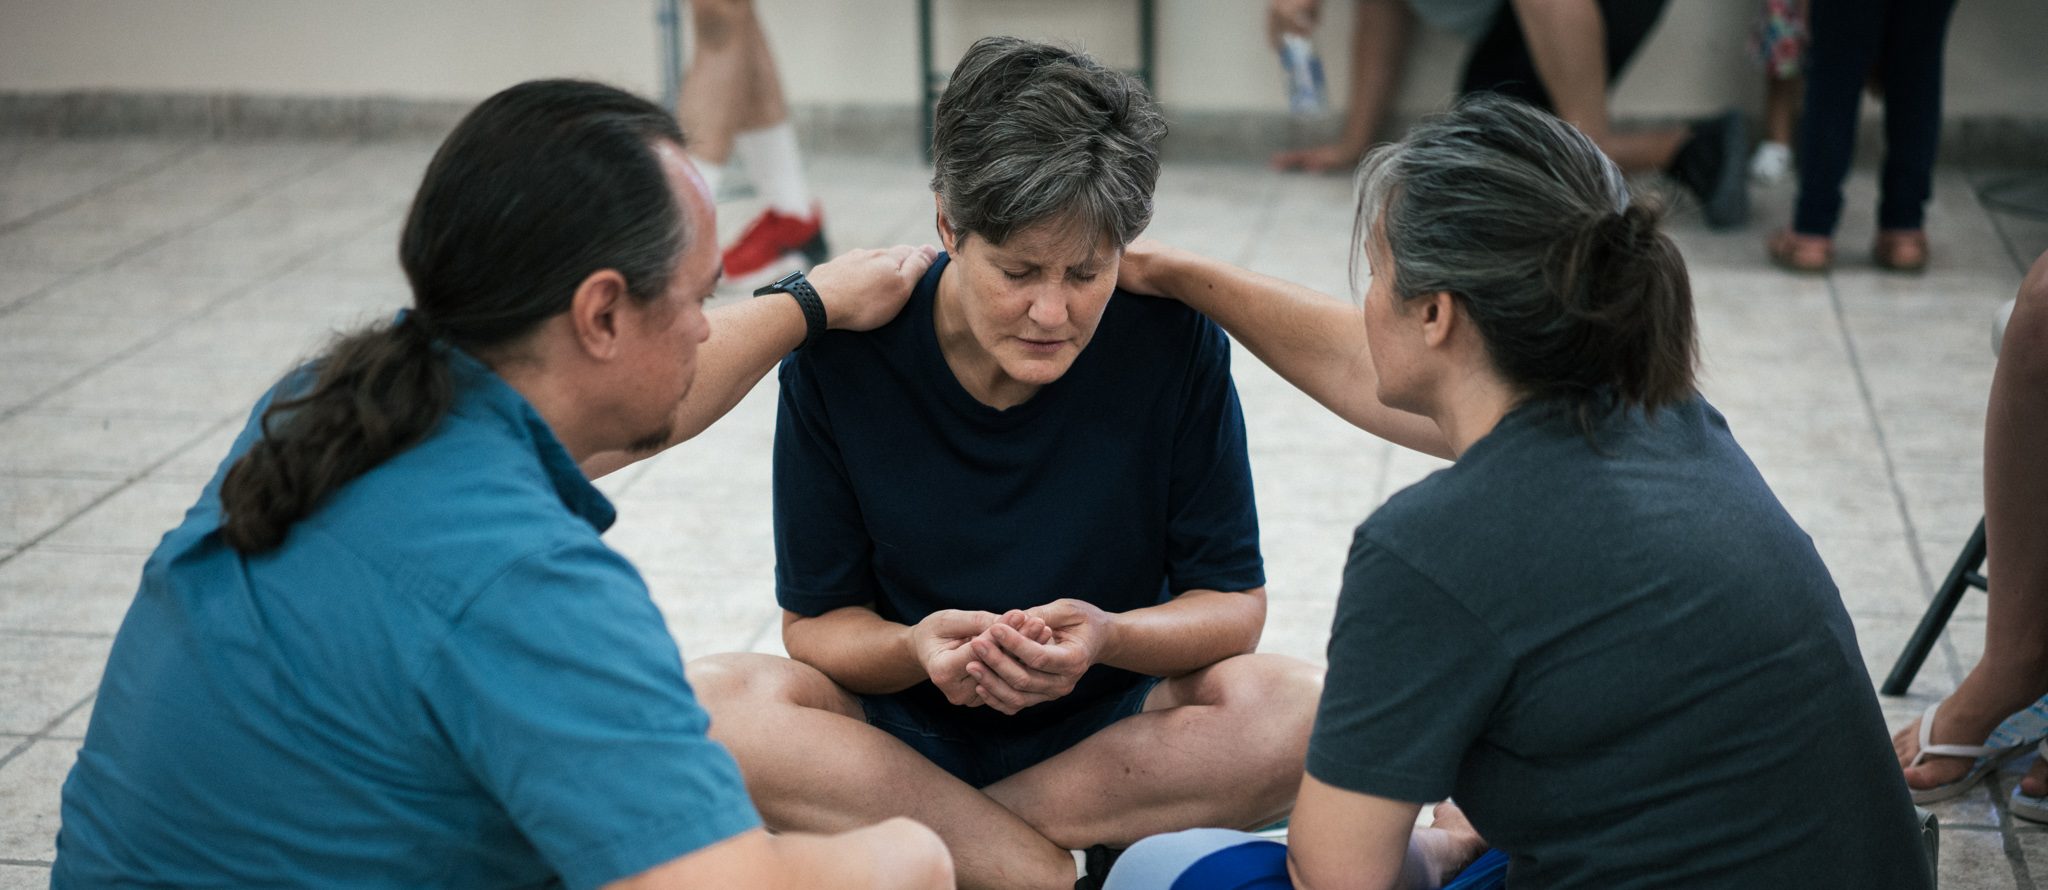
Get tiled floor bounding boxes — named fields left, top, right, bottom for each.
left=1, top=134, right=2044, bottom=888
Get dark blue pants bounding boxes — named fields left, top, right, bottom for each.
left=1793, top=0, right=1959, bottom=236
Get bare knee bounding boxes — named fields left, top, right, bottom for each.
left=1178, top=654, right=1323, bottom=753
left=687, top=652, right=840, bottom=714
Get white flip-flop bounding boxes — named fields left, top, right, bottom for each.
left=1908, top=700, right=2031, bottom=805
left=2010, top=741, right=2048, bottom=824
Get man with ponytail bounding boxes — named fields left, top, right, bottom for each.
left=53, top=79, right=952, bottom=889
left=1108, top=95, right=1931, bottom=887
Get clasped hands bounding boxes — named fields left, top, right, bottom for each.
left=910, top=600, right=1113, bottom=716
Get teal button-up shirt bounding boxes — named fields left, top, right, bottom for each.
left=56, top=347, right=758, bottom=889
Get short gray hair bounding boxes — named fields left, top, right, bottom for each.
left=1353, top=93, right=1697, bottom=432
left=930, top=36, right=1167, bottom=250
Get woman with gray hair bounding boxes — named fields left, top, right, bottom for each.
left=687, top=36, right=1324, bottom=890
left=1109, top=95, right=1931, bottom=887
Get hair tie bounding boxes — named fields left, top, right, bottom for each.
left=393, top=308, right=449, bottom=349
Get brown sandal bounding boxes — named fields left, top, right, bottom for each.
left=1768, top=229, right=1833, bottom=273
left=1875, top=229, right=1930, bottom=273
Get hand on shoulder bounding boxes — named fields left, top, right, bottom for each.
left=807, top=244, right=940, bottom=332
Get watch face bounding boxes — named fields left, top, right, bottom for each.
left=754, top=271, right=800, bottom=297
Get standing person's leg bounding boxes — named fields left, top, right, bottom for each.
left=1897, top=252, right=2048, bottom=798
left=678, top=0, right=826, bottom=282
left=980, top=654, right=1324, bottom=849
left=1789, top=0, right=1883, bottom=239
left=688, top=654, right=1078, bottom=890
left=678, top=0, right=772, bottom=186
left=1272, top=0, right=1415, bottom=174
left=1749, top=0, right=1808, bottom=184
left=1869, top=0, right=1959, bottom=270
left=1462, top=0, right=1682, bottom=173
left=1467, top=0, right=1748, bottom=228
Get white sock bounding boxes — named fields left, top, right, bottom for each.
left=732, top=122, right=813, bottom=217
left=689, top=156, right=726, bottom=200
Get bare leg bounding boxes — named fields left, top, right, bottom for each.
left=1765, top=75, right=1803, bottom=146
left=678, top=0, right=789, bottom=164
left=1896, top=251, right=2048, bottom=791
left=983, top=654, right=1324, bottom=848
left=1509, top=0, right=1686, bottom=173
left=689, top=653, right=1075, bottom=890
left=1273, top=0, right=1412, bottom=173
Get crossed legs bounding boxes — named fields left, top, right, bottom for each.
left=689, top=652, right=1323, bottom=890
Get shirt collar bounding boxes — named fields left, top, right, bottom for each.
left=405, top=311, right=619, bottom=533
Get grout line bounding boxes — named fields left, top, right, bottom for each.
left=0, top=141, right=207, bottom=237
left=1970, top=169, right=2036, bottom=279
left=0, top=413, right=237, bottom=572
left=1821, top=273, right=1953, bottom=680
left=0, top=190, right=390, bottom=426
left=0, top=691, right=95, bottom=773
left=0, top=858, right=54, bottom=868
left=0, top=140, right=359, bottom=324
left=0, top=629, right=118, bottom=640
left=1993, top=773, right=2041, bottom=888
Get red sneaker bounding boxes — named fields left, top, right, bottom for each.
left=722, top=205, right=828, bottom=283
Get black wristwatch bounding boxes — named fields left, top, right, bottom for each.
left=754, top=270, right=827, bottom=350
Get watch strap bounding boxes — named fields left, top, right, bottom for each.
left=755, top=271, right=827, bottom=350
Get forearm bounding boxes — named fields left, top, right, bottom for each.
left=764, top=821, right=953, bottom=890
left=1100, top=588, right=1267, bottom=677
left=609, top=821, right=951, bottom=890
left=1286, top=833, right=1445, bottom=890
left=781, top=606, right=928, bottom=695
left=674, top=296, right=806, bottom=442
left=1149, top=247, right=1450, bottom=458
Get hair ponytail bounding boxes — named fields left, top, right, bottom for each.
left=217, top=79, right=688, bottom=553
left=220, top=317, right=453, bottom=553
left=1354, top=94, right=1700, bottom=441
left=1543, top=200, right=1698, bottom=430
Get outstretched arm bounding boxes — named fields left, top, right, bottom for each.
left=582, top=244, right=938, bottom=479
left=1117, top=240, right=1451, bottom=458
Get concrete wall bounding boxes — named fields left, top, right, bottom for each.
left=1, top=0, right=2042, bottom=120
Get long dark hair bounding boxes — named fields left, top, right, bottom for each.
left=219, top=79, right=687, bottom=553
left=1352, top=94, right=1696, bottom=436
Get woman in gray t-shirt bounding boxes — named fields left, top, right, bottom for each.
left=1109, top=94, right=1932, bottom=889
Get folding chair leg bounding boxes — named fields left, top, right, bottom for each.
left=1882, top=519, right=1990, bottom=696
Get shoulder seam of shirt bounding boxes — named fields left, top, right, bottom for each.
left=1349, top=532, right=1512, bottom=656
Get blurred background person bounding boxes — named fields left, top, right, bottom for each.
left=680, top=0, right=829, bottom=285
left=1766, top=0, right=1959, bottom=272
left=1747, top=0, right=1808, bottom=184
left=1266, top=0, right=1750, bottom=229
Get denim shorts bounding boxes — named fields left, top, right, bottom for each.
left=860, top=677, right=1162, bottom=789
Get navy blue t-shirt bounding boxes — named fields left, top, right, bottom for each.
left=773, top=252, right=1264, bottom=732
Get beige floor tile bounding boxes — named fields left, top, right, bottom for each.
left=0, top=738, right=82, bottom=862
left=0, top=636, right=107, bottom=735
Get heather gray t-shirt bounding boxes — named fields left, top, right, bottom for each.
left=1309, top=396, right=1932, bottom=888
